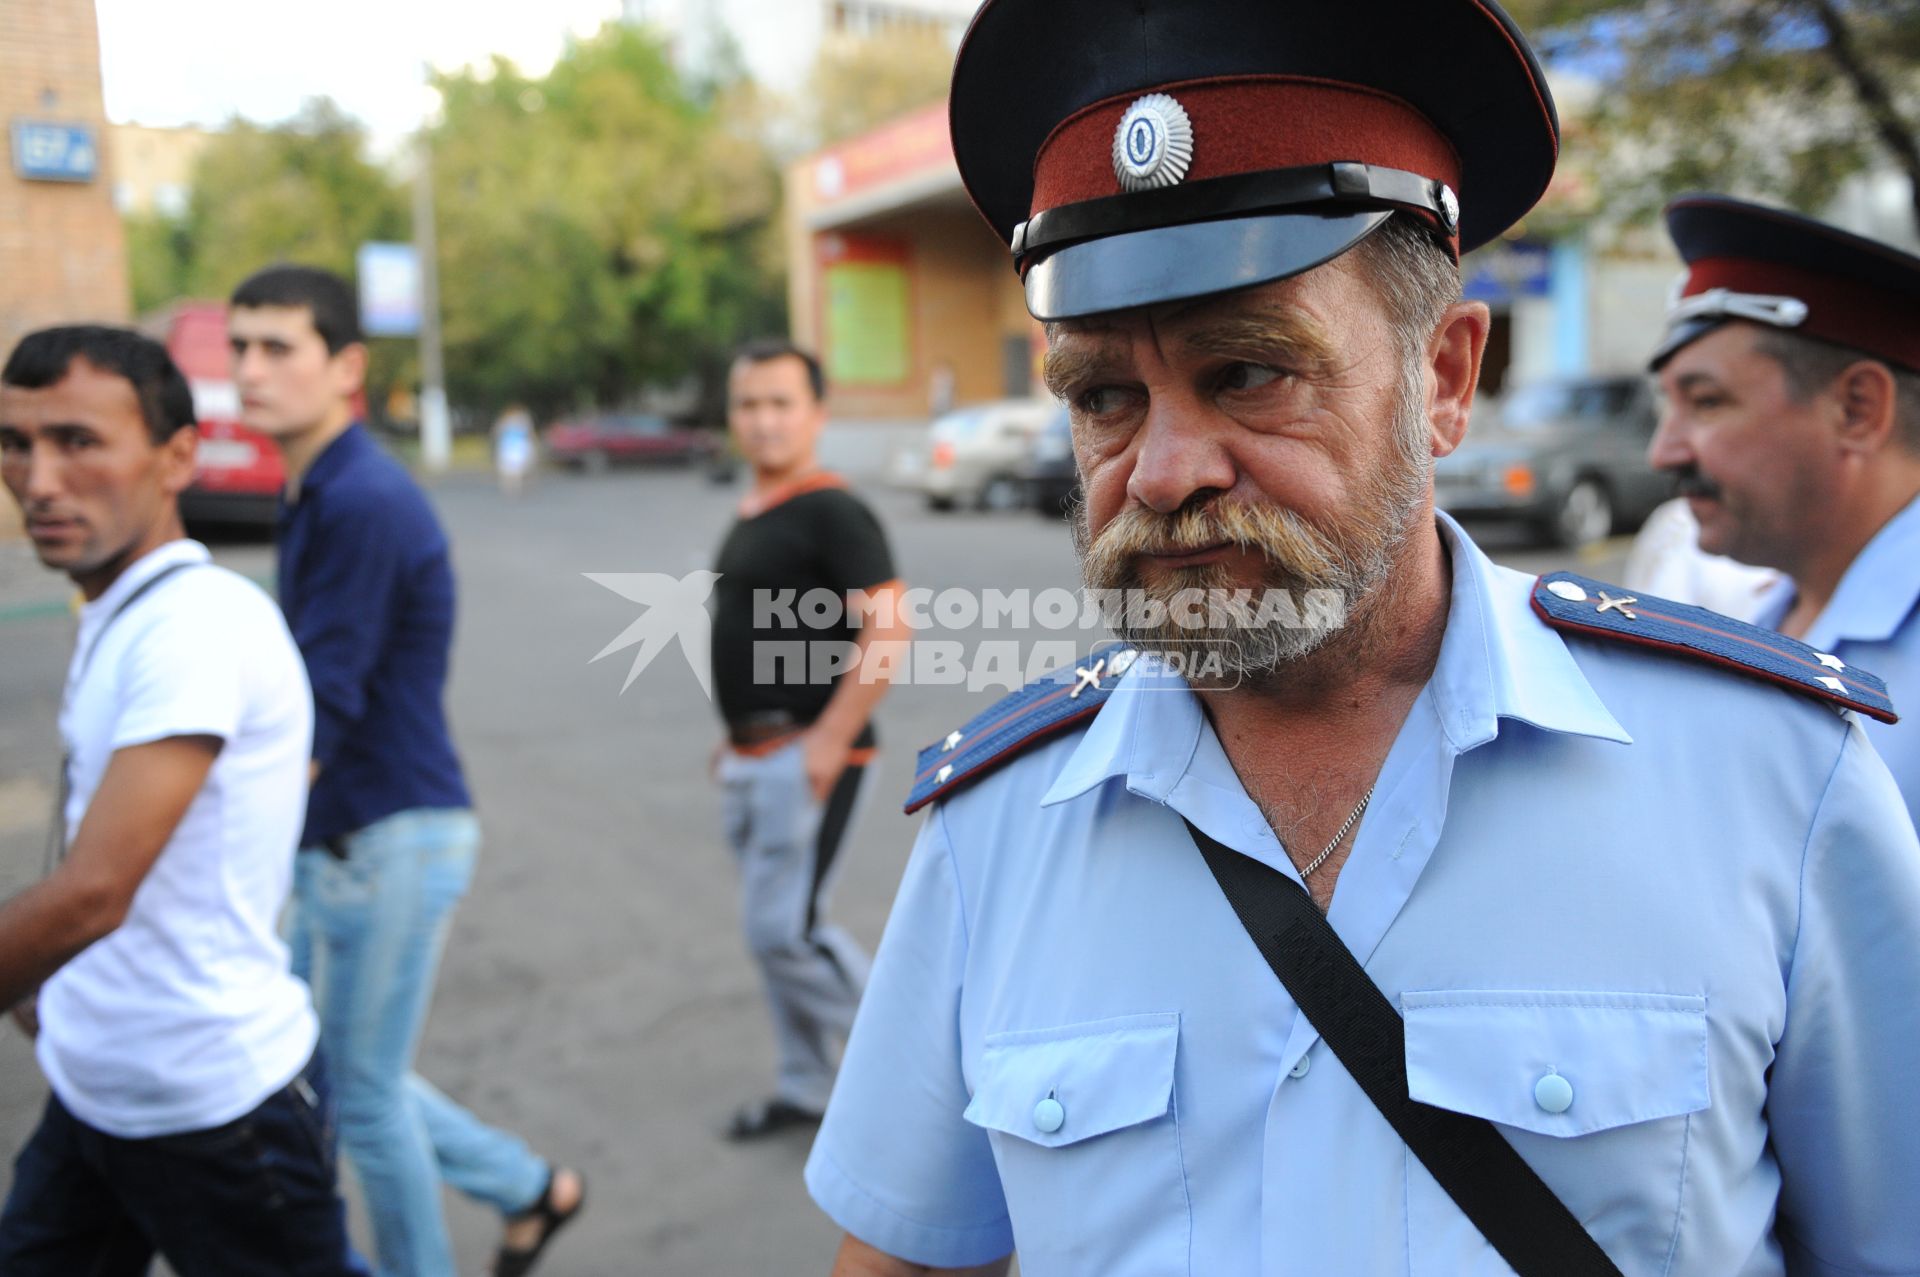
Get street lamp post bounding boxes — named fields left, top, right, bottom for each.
left=413, top=95, right=450, bottom=472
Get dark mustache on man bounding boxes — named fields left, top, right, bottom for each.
left=1667, top=465, right=1721, bottom=501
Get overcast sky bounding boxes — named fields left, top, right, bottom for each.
left=96, top=0, right=633, bottom=148
left=92, top=0, right=833, bottom=153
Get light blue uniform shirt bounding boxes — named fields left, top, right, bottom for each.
left=1754, top=491, right=1920, bottom=831
left=805, top=516, right=1920, bottom=1277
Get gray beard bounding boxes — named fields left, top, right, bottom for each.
left=1072, top=386, right=1433, bottom=687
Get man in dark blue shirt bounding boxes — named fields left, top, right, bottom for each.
left=231, top=266, right=583, bottom=1277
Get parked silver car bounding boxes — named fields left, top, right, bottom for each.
left=1435, top=375, right=1669, bottom=547
left=915, top=399, right=1057, bottom=511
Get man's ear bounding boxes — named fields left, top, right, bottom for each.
left=1832, top=359, right=1898, bottom=457
left=330, top=342, right=370, bottom=401
left=1426, top=301, right=1489, bottom=459
left=160, top=425, right=200, bottom=498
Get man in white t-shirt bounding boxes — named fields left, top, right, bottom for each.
left=0, top=326, right=363, bottom=1276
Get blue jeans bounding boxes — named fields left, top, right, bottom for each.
left=289, top=808, right=547, bottom=1277
left=0, top=1048, right=367, bottom=1276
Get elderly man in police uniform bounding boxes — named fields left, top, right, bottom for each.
left=1648, top=196, right=1920, bottom=829
left=802, top=2, right=1920, bottom=1275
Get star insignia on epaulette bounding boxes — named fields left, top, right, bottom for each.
left=905, top=645, right=1138, bottom=813
left=1531, top=571, right=1896, bottom=724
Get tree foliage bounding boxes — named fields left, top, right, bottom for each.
left=429, top=24, right=785, bottom=417
left=803, top=25, right=956, bottom=148
left=121, top=99, right=414, bottom=411
left=187, top=100, right=408, bottom=299
left=126, top=99, right=406, bottom=315
left=118, top=31, right=787, bottom=422
left=1506, top=0, right=1920, bottom=233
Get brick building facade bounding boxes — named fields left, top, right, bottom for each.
left=1, top=0, right=130, bottom=358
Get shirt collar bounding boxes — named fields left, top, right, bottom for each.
left=1039, top=512, right=1629, bottom=808
left=79, top=538, right=210, bottom=623
left=1426, top=511, right=1630, bottom=750
left=1773, top=491, right=1920, bottom=648
left=296, top=422, right=370, bottom=501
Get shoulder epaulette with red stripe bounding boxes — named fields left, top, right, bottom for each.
left=905, top=645, right=1138, bottom=813
left=1532, top=571, right=1896, bottom=724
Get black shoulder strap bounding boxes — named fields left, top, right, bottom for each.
left=47, top=561, right=202, bottom=872
left=1183, top=819, right=1625, bottom=1277
left=72, top=561, right=198, bottom=686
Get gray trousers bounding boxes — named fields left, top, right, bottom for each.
left=718, top=739, right=874, bottom=1111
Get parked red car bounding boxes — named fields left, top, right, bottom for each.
left=544, top=414, right=721, bottom=472
left=162, top=302, right=285, bottom=531
left=181, top=417, right=284, bottom=527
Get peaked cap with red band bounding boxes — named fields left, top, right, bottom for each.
left=948, top=0, right=1560, bottom=321
left=1651, top=194, right=1920, bottom=374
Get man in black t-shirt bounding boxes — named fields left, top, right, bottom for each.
left=710, top=340, right=908, bottom=1140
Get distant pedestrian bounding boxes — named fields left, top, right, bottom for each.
left=229, top=266, right=584, bottom=1277
left=710, top=339, right=910, bottom=1140
left=0, top=325, right=364, bottom=1276
left=494, top=405, right=536, bottom=497
left=928, top=362, right=957, bottom=419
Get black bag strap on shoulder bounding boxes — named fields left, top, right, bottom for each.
left=1183, top=818, right=1625, bottom=1277
left=72, top=560, right=198, bottom=686
left=47, top=561, right=202, bottom=871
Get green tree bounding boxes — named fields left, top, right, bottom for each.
left=124, top=211, right=194, bottom=316
left=120, top=99, right=414, bottom=415
left=803, top=25, right=956, bottom=148
left=429, top=24, right=785, bottom=418
left=175, top=98, right=409, bottom=298
left=1508, top=0, right=1920, bottom=233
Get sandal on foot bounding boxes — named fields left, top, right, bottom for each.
left=724, top=1097, right=823, bottom=1141
left=493, top=1169, right=586, bottom=1277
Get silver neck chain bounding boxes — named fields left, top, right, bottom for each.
left=1298, top=785, right=1375, bottom=880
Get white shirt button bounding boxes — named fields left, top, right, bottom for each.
left=1288, top=1055, right=1311, bottom=1080
left=1032, top=1096, right=1065, bottom=1134
left=1534, top=1073, right=1574, bottom=1114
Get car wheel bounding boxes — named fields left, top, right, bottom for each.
left=1549, top=478, right=1613, bottom=548
left=926, top=493, right=957, bottom=512
left=582, top=449, right=610, bottom=475
left=978, top=475, right=1023, bottom=511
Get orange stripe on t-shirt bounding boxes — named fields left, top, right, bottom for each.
left=737, top=470, right=848, bottom=519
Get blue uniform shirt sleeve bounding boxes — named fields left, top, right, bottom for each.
left=805, top=807, right=1014, bottom=1267
left=1770, top=720, right=1920, bottom=1274
left=288, top=492, right=406, bottom=769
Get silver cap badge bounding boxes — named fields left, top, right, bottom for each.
left=1112, top=94, right=1194, bottom=193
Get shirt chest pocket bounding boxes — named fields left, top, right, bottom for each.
left=1399, top=990, right=1710, bottom=1276
left=964, top=1012, right=1189, bottom=1277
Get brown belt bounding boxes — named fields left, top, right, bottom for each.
left=728, top=713, right=804, bottom=748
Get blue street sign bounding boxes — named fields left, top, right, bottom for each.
left=1463, top=239, right=1552, bottom=304
left=10, top=120, right=98, bottom=183
left=357, top=242, right=422, bottom=337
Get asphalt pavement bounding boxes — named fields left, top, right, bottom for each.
left=0, top=457, right=1626, bottom=1276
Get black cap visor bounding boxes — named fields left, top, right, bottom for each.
left=1024, top=209, right=1391, bottom=322
left=1646, top=315, right=1725, bottom=372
